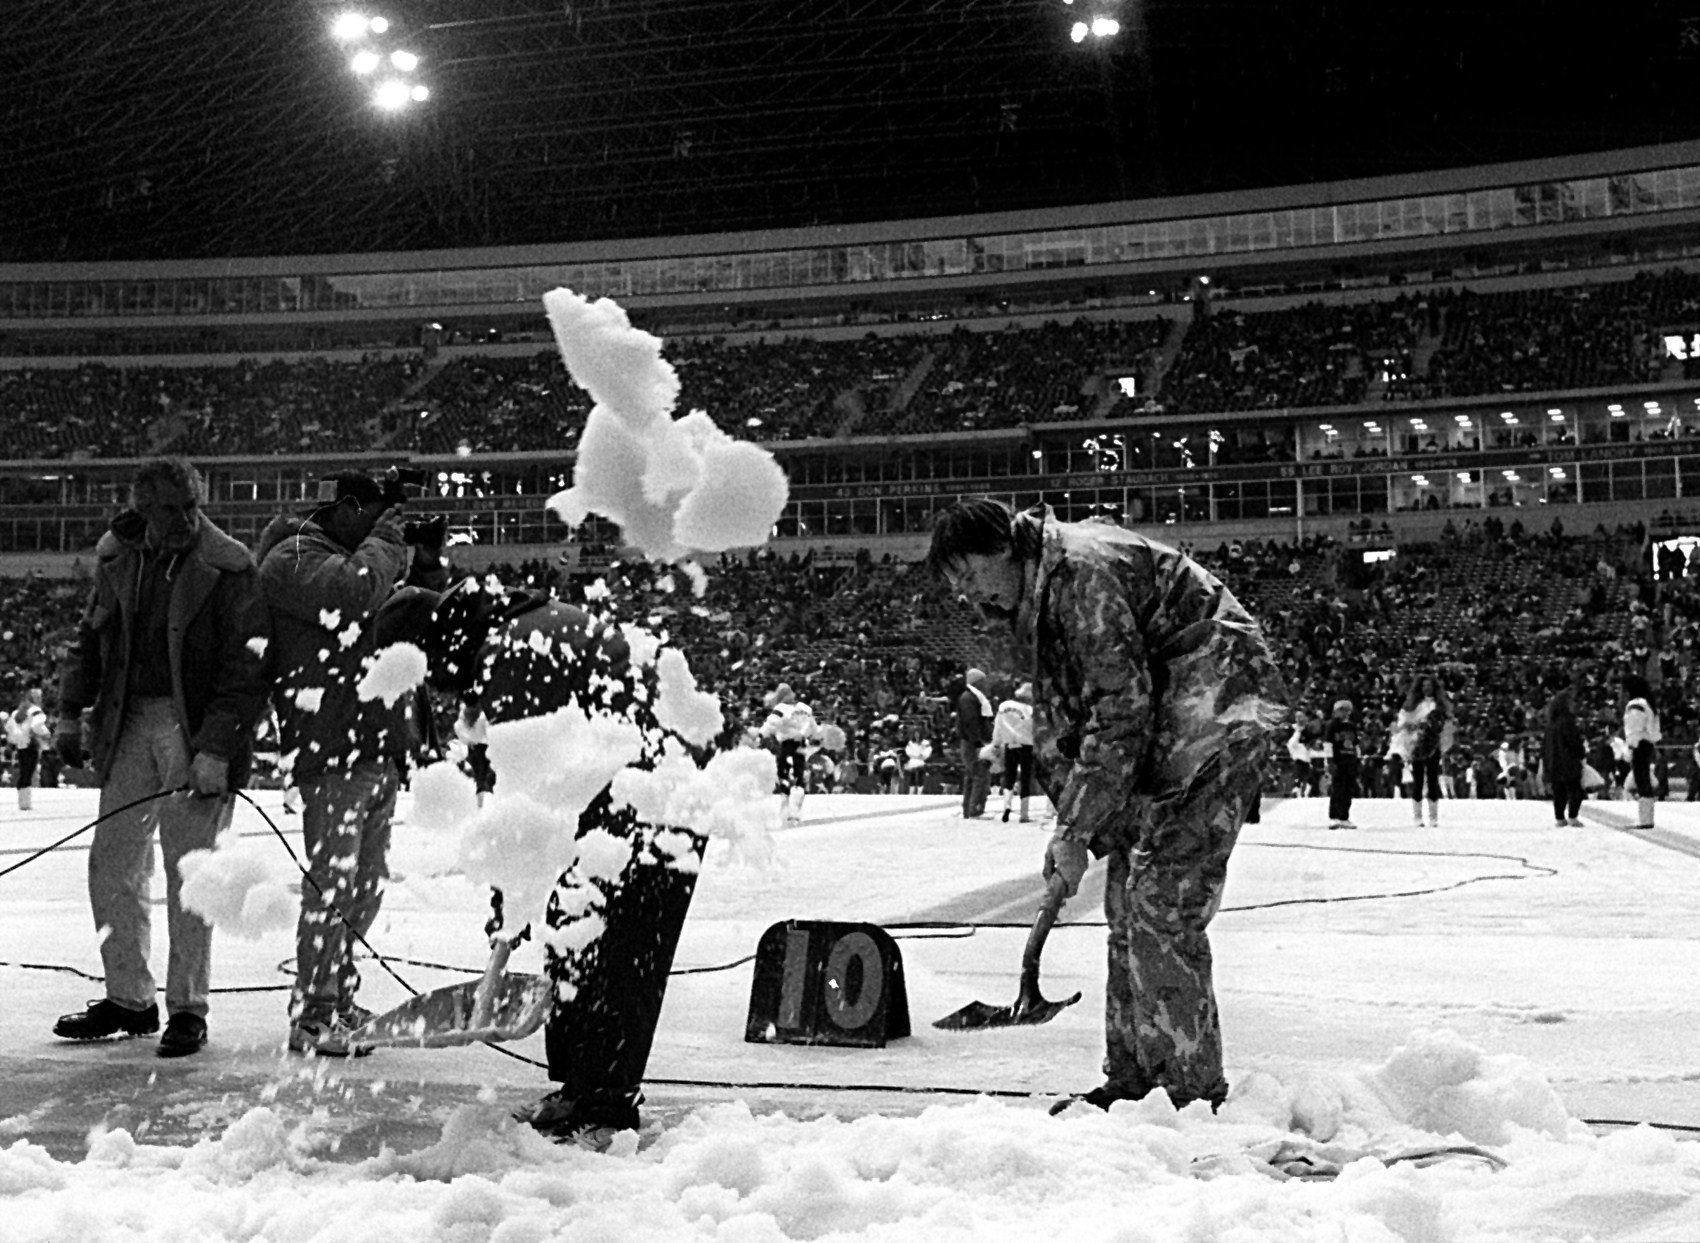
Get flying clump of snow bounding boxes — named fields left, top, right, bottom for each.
left=540, top=288, right=789, bottom=561
left=456, top=794, right=576, bottom=922
left=356, top=642, right=429, bottom=707
left=612, top=747, right=780, bottom=868
left=408, top=760, right=480, bottom=834
left=178, top=835, right=296, bottom=939
left=484, top=707, right=644, bottom=812
left=652, top=647, right=723, bottom=746
left=291, top=687, right=324, bottom=713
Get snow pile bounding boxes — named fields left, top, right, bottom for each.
left=355, top=642, right=428, bottom=707
left=5, top=1031, right=1700, bottom=1243
left=178, top=834, right=296, bottom=939
left=540, top=289, right=789, bottom=561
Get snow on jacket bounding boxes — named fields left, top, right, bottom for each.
left=60, top=514, right=266, bottom=787
left=760, top=701, right=817, bottom=744
left=991, top=698, right=1034, bottom=749
left=256, top=513, right=417, bottom=784
left=1623, top=697, right=1662, bottom=748
left=1005, top=510, right=1289, bottom=855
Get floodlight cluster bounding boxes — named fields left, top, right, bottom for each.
left=1062, top=0, right=1123, bottom=44
left=331, top=11, right=429, bottom=110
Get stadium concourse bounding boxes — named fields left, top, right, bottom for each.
left=0, top=783, right=1697, bottom=1239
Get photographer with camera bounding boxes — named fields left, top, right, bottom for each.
left=255, top=467, right=448, bottom=1056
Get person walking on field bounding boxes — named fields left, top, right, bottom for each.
left=1543, top=670, right=1587, bottom=827
left=6, top=687, right=51, bottom=810
left=991, top=681, right=1037, bottom=823
left=1394, top=673, right=1452, bottom=827
left=956, top=668, right=994, bottom=818
left=1324, top=698, right=1360, bottom=830
left=1622, top=672, right=1662, bottom=830
left=928, top=499, right=1288, bottom=1113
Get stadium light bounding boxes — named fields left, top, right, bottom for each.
left=391, top=49, right=419, bottom=71
left=410, top=84, right=430, bottom=102
left=1071, top=20, right=1089, bottom=42
left=332, top=12, right=370, bottom=40
left=370, top=15, right=389, bottom=33
left=351, top=50, right=380, bottom=74
left=373, top=79, right=411, bottom=110
left=1091, top=16, right=1121, bottom=36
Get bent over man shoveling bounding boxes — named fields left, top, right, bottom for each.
left=928, top=499, right=1288, bottom=1112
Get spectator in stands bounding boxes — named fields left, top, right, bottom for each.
left=927, top=498, right=1288, bottom=1115
left=956, top=667, right=994, bottom=818
left=1542, top=671, right=1587, bottom=827
left=53, top=457, right=266, bottom=1058
left=1622, top=672, right=1662, bottom=829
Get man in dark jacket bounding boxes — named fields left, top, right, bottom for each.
left=256, top=471, right=447, bottom=1056
left=929, top=499, right=1289, bottom=1113
left=54, top=458, right=266, bottom=1057
left=1543, top=670, right=1587, bottom=827
left=395, top=575, right=706, bottom=1149
left=956, top=667, right=994, bottom=818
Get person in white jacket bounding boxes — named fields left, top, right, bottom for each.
left=991, top=682, right=1037, bottom=823
left=5, top=688, right=51, bottom=810
left=1622, top=672, right=1662, bottom=829
left=760, top=683, right=817, bottom=824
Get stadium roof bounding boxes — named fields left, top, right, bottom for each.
left=9, top=0, right=1700, bottom=265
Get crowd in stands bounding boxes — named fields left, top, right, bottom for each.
left=6, top=267, right=1700, bottom=457
left=3, top=512, right=1696, bottom=806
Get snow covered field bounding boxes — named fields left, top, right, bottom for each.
left=2, top=787, right=1699, bottom=1241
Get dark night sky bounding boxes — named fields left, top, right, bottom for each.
left=7, top=0, right=1700, bottom=262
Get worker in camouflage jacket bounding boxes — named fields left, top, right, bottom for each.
left=928, top=499, right=1289, bottom=1112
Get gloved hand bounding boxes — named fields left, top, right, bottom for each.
left=188, top=752, right=230, bottom=798
left=54, top=718, right=86, bottom=769
left=1042, top=835, right=1089, bottom=898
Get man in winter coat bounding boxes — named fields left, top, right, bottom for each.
left=54, top=457, right=267, bottom=1057
left=956, top=667, right=994, bottom=818
left=928, top=499, right=1289, bottom=1112
left=387, top=575, right=708, bottom=1149
left=256, top=471, right=447, bottom=1056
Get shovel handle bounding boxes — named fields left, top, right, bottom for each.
left=470, top=938, right=513, bottom=1029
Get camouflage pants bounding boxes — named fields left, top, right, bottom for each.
left=1102, top=737, right=1267, bottom=1108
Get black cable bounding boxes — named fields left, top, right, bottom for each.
left=0, top=785, right=191, bottom=880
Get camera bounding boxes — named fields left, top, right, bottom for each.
left=402, top=513, right=448, bottom=549
left=382, top=465, right=429, bottom=507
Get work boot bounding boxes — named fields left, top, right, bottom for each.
left=157, top=1013, right=208, bottom=1058
left=1048, top=1079, right=1153, bottom=1116
left=518, top=1087, right=641, bottom=1150
left=54, top=999, right=160, bottom=1041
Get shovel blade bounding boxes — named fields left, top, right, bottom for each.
left=353, top=973, right=554, bottom=1048
left=932, top=990, right=1082, bottom=1030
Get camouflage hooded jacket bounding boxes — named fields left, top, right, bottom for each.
left=1007, top=511, right=1290, bottom=855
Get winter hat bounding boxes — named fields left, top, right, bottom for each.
left=965, top=668, right=986, bottom=687
left=309, top=470, right=386, bottom=521
left=765, top=683, right=795, bottom=709
left=1332, top=698, right=1353, bottom=715
left=1015, top=682, right=1033, bottom=703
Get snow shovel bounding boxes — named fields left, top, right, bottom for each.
left=352, top=938, right=553, bottom=1048
left=933, top=875, right=1081, bottom=1030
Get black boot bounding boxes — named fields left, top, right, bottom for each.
left=54, top=999, right=160, bottom=1041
